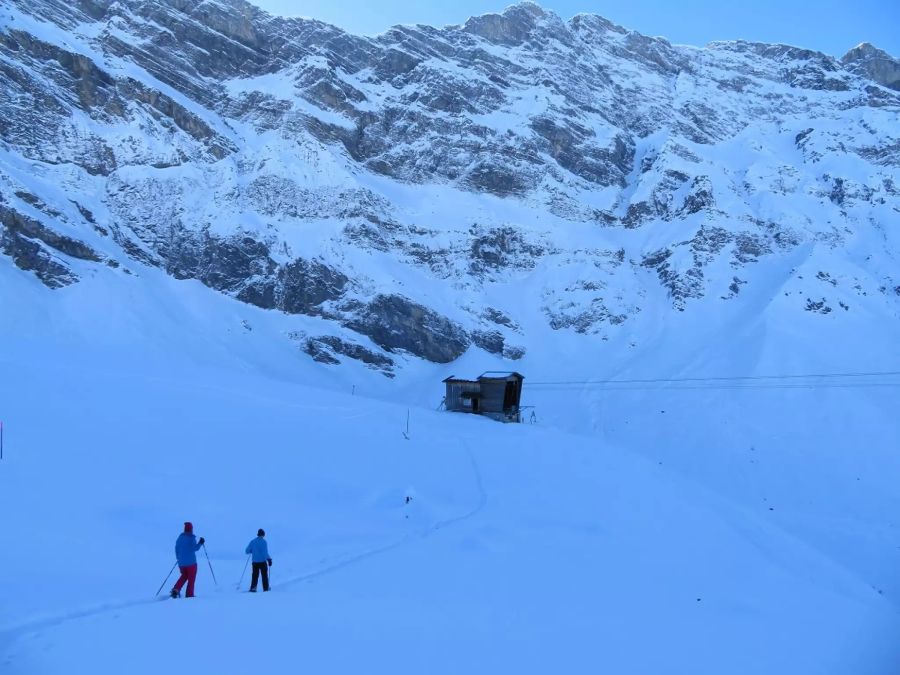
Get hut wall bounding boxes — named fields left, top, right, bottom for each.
left=477, top=380, right=508, bottom=413
left=445, top=381, right=480, bottom=412
left=504, top=379, right=523, bottom=409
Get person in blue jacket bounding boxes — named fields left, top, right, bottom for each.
left=170, top=521, right=205, bottom=598
left=245, top=528, right=272, bottom=592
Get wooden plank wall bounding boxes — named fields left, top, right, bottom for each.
left=445, top=381, right=480, bottom=411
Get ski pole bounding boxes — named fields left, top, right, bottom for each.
left=203, top=544, right=218, bottom=586
left=156, top=561, right=178, bottom=597
left=238, top=554, right=250, bottom=589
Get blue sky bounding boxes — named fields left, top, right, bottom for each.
left=250, top=0, right=899, bottom=58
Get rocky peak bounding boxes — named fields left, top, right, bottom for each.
left=841, top=42, right=900, bottom=90
left=567, top=13, right=627, bottom=38
left=843, top=42, right=892, bottom=62
left=462, top=1, right=560, bottom=45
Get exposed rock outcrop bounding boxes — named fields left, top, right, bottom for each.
left=842, top=43, right=900, bottom=91
left=344, top=295, right=469, bottom=364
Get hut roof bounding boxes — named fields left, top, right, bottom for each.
left=443, top=375, right=479, bottom=384
left=478, top=371, right=524, bottom=381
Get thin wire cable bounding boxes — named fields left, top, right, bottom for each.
left=528, top=370, right=900, bottom=387
left=529, top=382, right=900, bottom=392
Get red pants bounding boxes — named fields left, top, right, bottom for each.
left=173, top=564, right=198, bottom=597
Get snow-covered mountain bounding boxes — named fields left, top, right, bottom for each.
left=3, top=2, right=900, bottom=673
left=2, top=0, right=899, bottom=373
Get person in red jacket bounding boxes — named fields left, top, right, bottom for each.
left=171, top=521, right=205, bottom=598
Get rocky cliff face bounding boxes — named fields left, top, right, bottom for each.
left=842, top=43, right=900, bottom=91
left=1, top=0, right=898, bottom=373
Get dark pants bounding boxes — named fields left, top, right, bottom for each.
left=250, top=562, right=269, bottom=591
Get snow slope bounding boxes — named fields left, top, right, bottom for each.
left=2, top=258, right=900, bottom=674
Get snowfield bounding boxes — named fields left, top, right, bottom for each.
left=2, top=260, right=900, bottom=674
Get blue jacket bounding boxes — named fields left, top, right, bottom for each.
left=245, top=536, right=270, bottom=563
left=175, top=533, right=202, bottom=566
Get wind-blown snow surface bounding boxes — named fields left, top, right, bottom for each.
left=2, top=262, right=900, bottom=674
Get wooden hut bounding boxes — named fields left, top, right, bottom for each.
left=443, top=372, right=524, bottom=423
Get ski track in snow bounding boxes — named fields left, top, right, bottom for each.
left=276, top=441, right=487, bottom=590
left=0, top=442, right=488, bottom=663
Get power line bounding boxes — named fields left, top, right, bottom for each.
left=527, top=370, right=900, bottom=389
left=528, top=382, right=900, bottom=392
